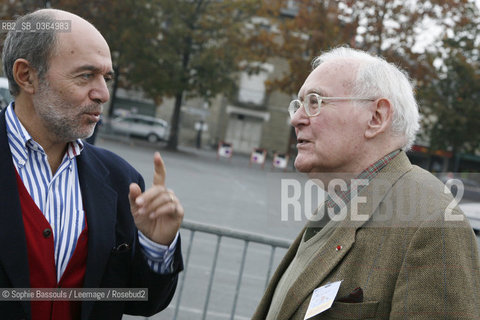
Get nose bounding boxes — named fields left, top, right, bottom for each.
left=89, top=76, right=110, bottom=104
left=290, top=105, right=309, bottom=128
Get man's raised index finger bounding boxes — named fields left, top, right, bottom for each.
left=153, top=151, right=166, bottom=186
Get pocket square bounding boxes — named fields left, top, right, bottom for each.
left=336, top=287, right=363, bottom=303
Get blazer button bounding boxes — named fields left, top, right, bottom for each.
left=43, top=228, right=52, bottom=238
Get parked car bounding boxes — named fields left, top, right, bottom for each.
left=110, top=114, right=169, bottom=143
left=458, top=202, right=480, bottom=234
left=0, top=77, right=13, bottom=110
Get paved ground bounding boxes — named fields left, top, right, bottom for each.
left=97, top=136, right=304, bottom=320
left=96, top=136, right=307, bottom=239
left=92, top=136, right=480, bottom=320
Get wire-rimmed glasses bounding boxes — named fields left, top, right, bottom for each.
left=288, top=93, right=375, bottom=118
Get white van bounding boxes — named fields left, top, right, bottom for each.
left=0, top=77, right=13, bottom=110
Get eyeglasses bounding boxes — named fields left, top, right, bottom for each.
left=288, top=93, right=375, bottom=118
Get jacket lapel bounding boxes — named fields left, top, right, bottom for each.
left=0, top=109, right=31, bottom=317
left=277, top=213, right=357, bottom=320
left=253, top=228, right=304, bottom=319
left=76, top=146, right=117, bottom=319
left=0, top=109, right=119, bottom=319
left=275, top=152, right=413, bottom=320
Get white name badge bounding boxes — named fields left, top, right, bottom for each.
left=304, top=280, right=342, bottom=320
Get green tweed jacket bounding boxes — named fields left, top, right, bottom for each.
left=253, top=152, right=480, bottom=320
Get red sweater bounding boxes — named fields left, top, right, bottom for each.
left=16, top=171, right=88, bottom=320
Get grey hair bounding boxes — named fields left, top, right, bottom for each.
left=2, top=10, right=58, bottom=96
left=312, top=47, right=420, bottom=151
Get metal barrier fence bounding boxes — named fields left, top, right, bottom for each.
left=170, top=220, right=292, bottom=320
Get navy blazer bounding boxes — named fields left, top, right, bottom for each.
left=0, top=108, right=183, bottom=319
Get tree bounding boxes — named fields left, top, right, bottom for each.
left=417, top=1, right=480, bottom=163
left=343, top=0, right=479, bottom=88
left=141, top=0, right=260, bottom=150
left=251, top=0, right=352, bottom=95
left=254, top=0, right=477, bottom=97
left=421, top=54, right=480, bottom=154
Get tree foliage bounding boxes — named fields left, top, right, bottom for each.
left=255, top=0, right=475, bottom=95
left=143, top=0, right=260, bottom=149
left=417, top=1, right=480, bottom=155
left=421, top=54, right=480, bottom=155
left=250, top=0, right=351, bottom=95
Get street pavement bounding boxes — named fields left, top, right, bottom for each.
left=92, top=137, right=480, bottom=320
left=98, top=137, right=304, bottom=320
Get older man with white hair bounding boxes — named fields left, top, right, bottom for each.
left=253, top=47, right=480, bottom=320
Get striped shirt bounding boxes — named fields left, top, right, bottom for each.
left=6, top=104, right=176, bottom=278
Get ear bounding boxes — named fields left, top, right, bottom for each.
left=365, top=98, right=393, bottom=139
left=12, top=58, right=38, bottom=95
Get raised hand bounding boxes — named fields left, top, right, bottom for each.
left=129, top=152, right=184, bottom=245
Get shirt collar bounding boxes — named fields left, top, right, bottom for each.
left=6, top=103, right=32, bottom=149
left=357, top=149, right=401, bottom=180
left=325, top=149, right=401, bottom=210
left=67, top=139, right=84, bottom=159
left=6, top=103, right=84, bottom=161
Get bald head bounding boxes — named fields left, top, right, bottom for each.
left=2, top=9, right=110, bottom=96
left=37, top=8, right=106, bottom=43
